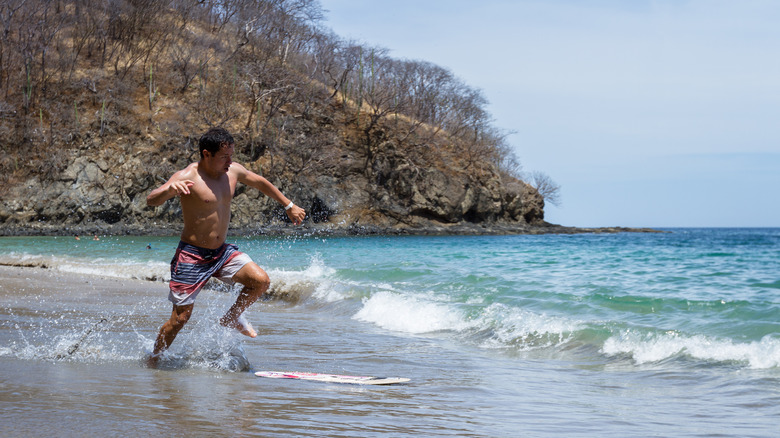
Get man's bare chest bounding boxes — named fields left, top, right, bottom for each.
left=189, top=177, right=234, bottom=209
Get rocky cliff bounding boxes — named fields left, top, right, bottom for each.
left=0, top=130, right=547, bottom=237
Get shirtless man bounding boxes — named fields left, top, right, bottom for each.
left=146, top=127, right=305, bottom=364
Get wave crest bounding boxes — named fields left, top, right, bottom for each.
left=602, top=331, right=780, bottom=369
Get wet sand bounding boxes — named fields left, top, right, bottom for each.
left=0, top=265, right=520, bottom=437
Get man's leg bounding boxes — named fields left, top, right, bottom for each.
left=149, top=304, right=194, bottom=364
left=219, top=262, right=269, bottom=337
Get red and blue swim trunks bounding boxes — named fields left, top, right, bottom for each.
left=168, top=241, right=253, bottom=306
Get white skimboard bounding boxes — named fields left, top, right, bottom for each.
left=255, top=371, right=410, bottom=385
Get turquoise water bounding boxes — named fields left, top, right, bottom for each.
left=3, top=229, right=778, bottom=367
left=1, top=228, right=779, bottom=436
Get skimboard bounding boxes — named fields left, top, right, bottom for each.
left=254, top=371, right=410, bottom=385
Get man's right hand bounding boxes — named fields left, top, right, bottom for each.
left=170, top=180, right=194, bottom=197
left=147, top=176, right=195, bottom=207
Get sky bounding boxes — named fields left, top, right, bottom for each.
left=318, top=0, right=780, bottom=227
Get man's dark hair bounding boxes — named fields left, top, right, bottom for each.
left=199, top=127, right=234, bottom=158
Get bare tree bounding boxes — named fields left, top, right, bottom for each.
left=526, top=171, right=561, bottom=206
left=355, top=48, right=398, bottom=134
left=241, top=58, right=298, bottom=132
left=196, top=67, right=242, bottom=127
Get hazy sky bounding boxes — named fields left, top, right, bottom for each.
left=318, top=0, right=779, bottom=227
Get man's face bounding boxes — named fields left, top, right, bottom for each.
left=205, top=143, right=234, bottom=174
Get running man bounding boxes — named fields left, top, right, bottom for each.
left=146, top=127, right=306, bottom=364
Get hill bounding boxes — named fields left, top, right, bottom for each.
left=0, top=0, right=554, bottom=236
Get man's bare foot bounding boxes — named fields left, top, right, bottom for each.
left=220, top=313, right=257, bottom=338
left=146, top=353, right=162, bottom=368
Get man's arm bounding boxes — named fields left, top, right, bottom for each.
left=233, top=163, right=306, bottom=225
left=147, top=170, right=194, bottom=207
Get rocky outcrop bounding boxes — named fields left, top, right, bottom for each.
left=1, top=137, right=177, bottom=233
left=0, top=136, right=546, bottom=236
left=359, top=141, right=544, bottom=227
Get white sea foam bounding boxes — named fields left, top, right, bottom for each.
left=478, top=303, right=580, bottom=350
left=267, top=255, right=351, bottom=303
left=57, top=260, right=169, bottom=282
left=1, top=253, right=169, bottom=282
left=602, top=331, right=780, bottom=369
left=353, top=292, right=580, bottom=352
left=353, top=291, right=477, bottom=333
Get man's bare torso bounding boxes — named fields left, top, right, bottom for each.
left=146, top=141, right=303, bottom=250
left=178, top=163, right=237, bottom=249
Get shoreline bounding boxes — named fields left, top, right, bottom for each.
left=0, top=222, right=664, bottom=237
left=0, top=263, right=163, bottom=286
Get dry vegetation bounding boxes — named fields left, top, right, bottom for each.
left=0, top=0, right=556, bottom=211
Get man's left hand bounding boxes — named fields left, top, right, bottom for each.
left=286, top=205, right=306, bottom=225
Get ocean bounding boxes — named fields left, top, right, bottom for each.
left=0, top=228, right=778, bottom=437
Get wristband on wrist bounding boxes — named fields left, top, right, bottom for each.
left=284, top=201, right=294, bottom=211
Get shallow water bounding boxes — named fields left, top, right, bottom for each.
left=1, top=229, right=779, bottom=436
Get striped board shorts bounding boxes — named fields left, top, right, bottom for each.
left=168, top=241, right=253, bottom=306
